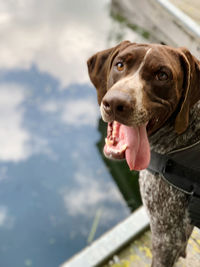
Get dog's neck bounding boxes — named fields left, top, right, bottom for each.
left=149, top=100, right=200, bottom=154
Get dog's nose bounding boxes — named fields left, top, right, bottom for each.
left=102, top=90, right=133, bottom=118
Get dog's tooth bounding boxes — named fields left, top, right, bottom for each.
left=105, top=138, right=114, bottom=146
left=106, top=144, right=127, bottom=154
left=119, top=144, right=127, bottom=152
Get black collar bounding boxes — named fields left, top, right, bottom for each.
left=147, top=141, right=200, bottom=228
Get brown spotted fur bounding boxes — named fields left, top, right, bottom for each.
left=87, top=41, right=200, bottom=267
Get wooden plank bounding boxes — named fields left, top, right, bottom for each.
left=103, top=230, right=152, bottom=267
left=103, top=228, right=200, bottom=267
left=170, top=0, right=200, bottom=25
left=111, top=0, right=200, bottom=58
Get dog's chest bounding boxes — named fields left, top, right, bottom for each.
left=139, top=169, right=190, bottom=234
left=139, top=101, right=200, bottom=232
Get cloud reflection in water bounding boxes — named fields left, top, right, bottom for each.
left=0, top=0, right=144, bottom=266
left=42, top=97, right=99, bottom=127
left=0, top=84, right=29, bottom=161
left=61, top=172, right=128, bottom=224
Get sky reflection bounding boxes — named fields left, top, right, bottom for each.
left=0, top=84, right=29, bottom=161
left=0, top=0, right=146, bottom=266
left=0, top=0, right=111, bottom=86
left=0, top=0, right=143, bottom=87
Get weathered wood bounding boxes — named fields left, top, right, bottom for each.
left=170, top=0, right=200, bottom=25
left=103, top=230, right=152, bottom=267
left=111, top=0, right=200, bottom=58
left=104, top=227, right=200, bottom=267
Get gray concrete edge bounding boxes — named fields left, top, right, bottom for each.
left=61, top=206, right=149, bottom=267
left=156, top=0, right=200, bottom=38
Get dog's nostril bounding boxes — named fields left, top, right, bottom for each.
left=116, top=105, right=124, bottom=112
left=103, top=101, right=110, bottom=110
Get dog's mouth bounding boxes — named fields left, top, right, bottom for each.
left=104, top=121, right=150, bottom=170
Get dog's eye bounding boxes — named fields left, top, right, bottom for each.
left=116, top=62, right=124, bottom=71
left=156, top=71, right=168, bottom=81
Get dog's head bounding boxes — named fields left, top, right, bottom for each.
left=87, top=41, right=200, bottom=170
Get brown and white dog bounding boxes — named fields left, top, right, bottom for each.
left=87, top=41, right=200, bottom=267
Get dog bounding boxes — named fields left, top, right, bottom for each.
left=87, top=41, right=200, bottom=267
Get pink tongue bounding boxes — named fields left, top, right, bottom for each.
left=120, top=124, right=150, bottom=171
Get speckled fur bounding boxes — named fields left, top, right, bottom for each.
left=139, top=101, right=200, bottom=267
left=87, top=42, right=200, bottom=266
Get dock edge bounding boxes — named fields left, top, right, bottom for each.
left=61, top=207, right=149, bottom=267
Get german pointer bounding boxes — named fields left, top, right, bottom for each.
left=87, top=41, right=200, bottom=267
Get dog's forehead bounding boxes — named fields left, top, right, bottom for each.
left=117, top=44, right=149, bottom=59
left=117, top=44, right=178, bottom=65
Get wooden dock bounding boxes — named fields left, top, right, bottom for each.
left=111, top=0, right=200, bottom=58
left=170, top=0, right=200, bottom=25
left=103, top=228, right=200, bottom=267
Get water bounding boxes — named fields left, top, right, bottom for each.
left=0, top=1, right=148, bottom=266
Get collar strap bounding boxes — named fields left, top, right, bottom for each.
left=147, top=149, right=200, bottom=228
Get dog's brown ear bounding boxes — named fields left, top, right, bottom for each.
left=175, top=47, right=200, bottom=134
left=87, top=41, right=131, bottom=105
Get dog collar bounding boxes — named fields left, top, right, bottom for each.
left=147, top=140, right=200, bottom=228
